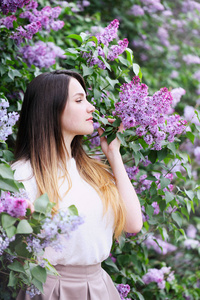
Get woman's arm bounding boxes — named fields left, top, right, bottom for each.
left=98, top=119, right=143, bottom=233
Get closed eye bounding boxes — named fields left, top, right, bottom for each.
left=76, top=99, right=82, bottom=103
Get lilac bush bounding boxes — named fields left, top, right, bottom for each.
left=113, top=76, right=187, bottom=150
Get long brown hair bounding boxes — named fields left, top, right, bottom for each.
left=14, top=70, right=126, bottom=238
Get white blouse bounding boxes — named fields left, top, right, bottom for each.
left=12, top=158, right=114, bottom=266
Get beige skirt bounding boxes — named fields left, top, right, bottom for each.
left=16, top=263, right=121, bottom=300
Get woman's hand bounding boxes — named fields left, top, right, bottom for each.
left=97, top=118, right=123, bottom=161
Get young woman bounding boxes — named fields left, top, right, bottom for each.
left=13, top=70, right=143, bottom=300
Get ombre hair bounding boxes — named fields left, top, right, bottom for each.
left=14, top=70, right=126, bottom=238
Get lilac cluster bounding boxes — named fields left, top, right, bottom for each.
left=0, top=191, right=28, bottom=218
left=19, top=41, right=66, bottom=69
left=11, top=21, right=42, bottom=44
left=0, top=0, right=30, bottom=14
left=0, top=15, right=17, bottom=29
left=184, top=105, right=200, bottom=126
left=182, top=54, right=200, bottom=65
left=125, top=165, right=139, bottom=180
left=157, top=27, right=170, bottom=47
left=26, top=284, right=41, bottom=298
left=116, top=284, right=131, bottom=300
left=71, top=0, right=90, bottom=12
left=129, top=5, right=144, bottom=16
left=182, top=0, right=200, bottom=14
left=171, top=87, right=186, bottom=109
left=0, top=98, right=19, bottom=142
left=144, top=235, right=177, bottom=255
left=82, top=19, right=129, bottom=69
left=90, top=122, right=100, bottom=148
left=0, top=227, right=15, bottom=255
left=142, top=266, right=175, bottom=289
left=19, top=3, right=64, bottom=32
left=140, top=0, right=164, bottom=13
left=113, top=76, right=187, bottom=150
left=26, top=210, right=84, bottom=254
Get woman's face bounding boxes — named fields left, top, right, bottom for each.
left=61, top=78, right=95, bottom=140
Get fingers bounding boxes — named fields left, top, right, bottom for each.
left=26, top=200, right=34, bottom=214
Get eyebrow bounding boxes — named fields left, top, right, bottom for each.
left=72, top=92, right=85, bottom=97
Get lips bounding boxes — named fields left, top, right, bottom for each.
left=86, top=117, right=93, bottom=122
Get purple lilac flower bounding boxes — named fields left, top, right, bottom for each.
left=113, top=76, right=186, bottom=149
left=152, top=202, right=160, bottom=215
left=130, top=5, right=145, bottom=16
left=0, top=0, right=30, bottom=14
left=1, top=191, right=28, bottom=218
left=26, top=284, right=41, bottom=298
left=170, top=70, right=179, bottom=79
left=90, top=122, right=100, bottom=148
left=194, top=147, right=200, bottom=165
left=126, top=166, right=139, bottom=180
left=27, top=210, right=84, bottom=254
left=0, top=98, right=19, bottom=141
left=141, top=0, right=164, bottom=13
left=193, top=70, right=200, bottom=82
left=183, top=54, right=200, bottom=65
left=171, top=87, right=186, bottom=108
left=186, top=224, right=197, bottom=239
left=157, top=27, right=170, bottom=47
left=184, top=105, right=200, bottom=126
left=116, top=284, right=131, bottom=299
left=182, top=0, right=200, bottom=13
left=97, top=19, right=119, bottom=46
left=19, top=41, right=65, bottom=69
left=142, top=267, right=174, bottom=289
left=107, top=38, right=129, bottom=61
left=19, top=4, right=64, bottom=32
left=11, top=21, right=42, bottom=44
left=144, top=235, right=177, bottom=255
left=1, top=15, right=17, bottom=29
left=183, top=238, right=200, bottom=249
left=0, top=227, right=15, bottom=255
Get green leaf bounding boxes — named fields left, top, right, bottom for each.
left=117, top=254, right=131, bottom=267
left=32, top=278, right=43, bottom=293
left=0, top=163, right=14, bottom=179
left=5, top=225, right=16, bottom=238
left=183, top=164, right=192, bottom=179
left=0, top=176, right=21, bottom=192
left=185, top=189, right=194, bottom=201
left=167, top=143, right=176, bottom=155
left=146, top=204, right=154, bottom=218
left=1, top=213, right=17, bottom=229
left=8, top=261, right=25, bottom=273
left=68, top=205, right=78, bottom=216
left=133, top=63, right=140, bottom=76
left=160, top=177, right=170, bottom=190
left=164, top=191, right=174, bottom=203
left=125, top=48, right=133, bottom=64
left=104, top=257, right=119, bottom=272
left=16, top=220, right=33, bottom=234
left=8, top=69, right=22, bottom=80
left=116, top=132, right=127, bottom=146
left=148, top=151, right=157, bottom=163
left=34, top=193, right=50, bottom=214
left=176, top=171, right=186, bottom=182
left=31, top=266, right=47, bottom=284
left=107, top=132, right=117, bottom=144
left=157, top=148, right=168, bottom=161
left=118, top=234, right=126, bottom=250
left=81, top=64, right=93, bottom=77
left=181, top=207, right=189, bottom=220
left=80, top=32, right=89, bottom=42
left=15, top=241, right=32, bottom=258
left=66, top=34, right=83, bottom=42
left=186, top=131, right=195, bottom=144
left=105, top=77, right=119, bottom=88
left=8, top=271, right=18, bottom=287
left=171, top=211, right=183, bottom=227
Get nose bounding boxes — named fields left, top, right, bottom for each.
left=87, top=101, right=95, bottom=113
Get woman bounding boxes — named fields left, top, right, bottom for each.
left=13, top=70, right=143, bottom=300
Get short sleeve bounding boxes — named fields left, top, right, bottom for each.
left=11, top=160, right=39, bottom=203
